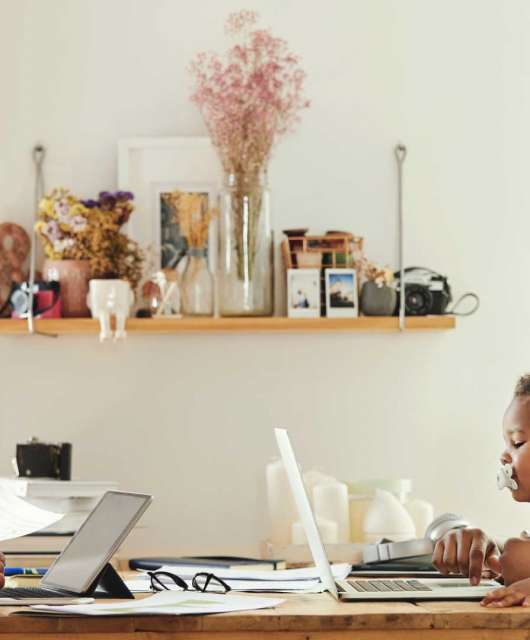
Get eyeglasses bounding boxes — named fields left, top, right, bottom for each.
left=147, top=570, right=231, bottom=594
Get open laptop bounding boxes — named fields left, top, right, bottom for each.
left=0, top=490, right=152, bottom=601
left=274, top=428, right=499, bottom=601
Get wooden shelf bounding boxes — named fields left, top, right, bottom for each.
left=0, top=316, right=456, bottom=335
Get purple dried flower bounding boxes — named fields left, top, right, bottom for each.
left=81, top=199, right=98, bottom=208
left=115, top=191, right=134, bottom=201
left=98, top=191, right=117, bottom=210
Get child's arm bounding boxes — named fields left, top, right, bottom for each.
left=498, top=536, right=530, bottom=586
left=432, top=528, right=501, bottom=584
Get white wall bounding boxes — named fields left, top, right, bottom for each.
left=1, top=0, right=529, bottom=555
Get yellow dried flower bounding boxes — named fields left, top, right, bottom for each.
left=162, top=190, right=217, bottom=250
left=363, top=261, right=394, bottom=287
left=35, top=188, right=144, bottom=288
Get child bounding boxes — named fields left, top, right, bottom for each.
left=433, top=374, right=530, bottom=606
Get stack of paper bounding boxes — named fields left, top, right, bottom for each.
left=0, top=478, right=118, bottom=534
left=0, top=487, right=63, bottom=541
left=22, top=590, right=284, bottom=616
left=126, top=562, right=351, bottom=593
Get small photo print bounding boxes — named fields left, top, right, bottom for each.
left=287, top=269, right=321, bottom=318
left=325, top=269, right=358, bottom=317
left=159, top=190, right=209, bottom=269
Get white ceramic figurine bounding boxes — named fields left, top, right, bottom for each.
left=87, top=279, right=134, bottom=342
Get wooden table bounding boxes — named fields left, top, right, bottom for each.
left=1, top=592, right=530, bottom=639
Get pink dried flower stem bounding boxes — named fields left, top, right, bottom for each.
left=190, top=10, right=309, bottom=280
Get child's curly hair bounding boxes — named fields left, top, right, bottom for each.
left=515, top=375, right=530, bottom=396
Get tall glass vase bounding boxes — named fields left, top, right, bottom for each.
left=218, top=170, right=273, bottom=316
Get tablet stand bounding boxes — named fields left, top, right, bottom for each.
left=85, top=563, right=134, bottom=599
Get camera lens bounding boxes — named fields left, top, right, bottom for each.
left=404, top=284, right=433, bottom=315
left=10, top=289, right=29, bottom=314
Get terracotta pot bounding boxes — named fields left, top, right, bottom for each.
left=43, top=259, right=91, bottom=317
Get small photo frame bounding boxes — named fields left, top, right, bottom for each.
left=117, top=137, right=221, bottom=271
left=287, top=269, right=321, bottom=318
left=325, top=269, right=358, bottom=317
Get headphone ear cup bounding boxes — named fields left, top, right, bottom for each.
left=425, top=513, right=469, bottom=542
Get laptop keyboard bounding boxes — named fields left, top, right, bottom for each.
left=0, top=587, right=67, bottom=599
left=347, top=579, right=432, bottom=593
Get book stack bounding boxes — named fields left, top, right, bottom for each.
left=0, top=478, right=118, bottom=566
left=129, top=556, right=287, bottom=571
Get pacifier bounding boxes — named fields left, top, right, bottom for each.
left=497, top=463, right=518, bottom=490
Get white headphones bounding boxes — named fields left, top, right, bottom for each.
left=362, top=512, right=470, bottom=563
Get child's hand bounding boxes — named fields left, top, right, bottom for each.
left=481, top=577, right=530, bottom=607
left=432, top=528, right=501, bottom=585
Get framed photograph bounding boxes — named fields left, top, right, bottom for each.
left=325, top=268, right=359, bottom=317
left=287, top=269, right=321, bottom=318
left=117, top=137, right=222, bottom=270
left=155, top=183, right=214, bottom=270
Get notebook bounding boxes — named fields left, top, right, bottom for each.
left=129, top=556, right=285, bottom=571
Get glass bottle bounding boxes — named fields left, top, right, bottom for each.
left=181, top=249, right=214, bottom=316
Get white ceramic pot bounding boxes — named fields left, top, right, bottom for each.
left=87, top=279, right=134, bottom=342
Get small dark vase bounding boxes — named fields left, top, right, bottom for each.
left=360, top=281, right=397, bottom=316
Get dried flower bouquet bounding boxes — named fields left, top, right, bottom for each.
left=36, top=188, right=143, bottom=288
left=362, top=261, right=394, bottom=288
left=190, top=10, right=309, bottom=280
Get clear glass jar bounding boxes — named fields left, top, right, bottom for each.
left=181, top=249, right=214, bottom=316
left=218, top=170, right=273, bottom=316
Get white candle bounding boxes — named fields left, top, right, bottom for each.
left=313, top=482, right=350, bottom=543
left=302, top=469, right=338, bottom=505
left=291, top=518, right=338, bottom=545
left=266, top=458, right=297, bottom=547
left=349, top=495, right=373, bottom=543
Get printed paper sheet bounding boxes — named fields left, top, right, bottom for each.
left=0, top=487, right=63, bottom=540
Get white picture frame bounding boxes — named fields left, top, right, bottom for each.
left=287, top=269, right=321, bottom=318
left=117, top=137, right=223, bottom=271
left=325, top=268, right=359, bottom=318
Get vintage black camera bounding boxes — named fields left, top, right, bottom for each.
left=394, top=267, right=452, bottom=316
left=15, top=438, right=72, bottom=480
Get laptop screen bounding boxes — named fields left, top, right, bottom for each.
left=42, top=491, right=152, bottom=593
left=274, top=428, right=338, bottom=599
